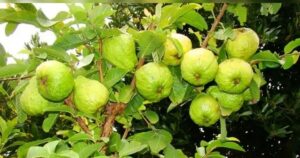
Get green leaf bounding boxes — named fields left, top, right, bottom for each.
left=43, top=140, right=60, bottom=154
left=77, top=54, right=94, bottom=69
left=0, top=63, right=28, bottom=78
left=227, top=4, right=247, bottom=26
left=5, top=22, right=18, bottom=36
left=118, top=140, right=147, bottom=157
left=36, top=9, right=70, bottom=27
left=202, top=3, right=214, bottom=11
left=132, top=30, right=166, bottom=57
left=53, top=33, right=86, bottom=50
left=33, top=46, right=71, bottom=62
left=68, top=133, right=92, bottom=143
left=42, top=113, right=58, bottom=133
left=219, top=142, right=245, bottom=152
left=206, top=140, right=222, bottom=153
left=124, top=94, right=144, bottom=116
left=43, top=105, right=75, bottom=116
left=251, top=50, right=279, bottom=63
left=260, top=3, right=281, bottom=16
left=15, top=4, right=37, bottom=13
left=88, top=4, right=115, bottom=27
left=56, top=150, right=79, bottom=158
left=214, top=28, right=235, bottom=41
left=68, top=4, right=87, bottom=22
left=107, top=132, right=121, bottom=153
left=281, top=54, right=295, bottom=70
left=118, top=85, right=134, bottom=104
left=177, top=11, right=207, bottom=31
left=0, top=43, right=7, bottom=66
left=284, top=38, right=300, bottom=54
left=249, top=80, right=260, bottom=101
left=17, top=138, right=57, bottom=158
left=164, top=145, right=187, bottom=158
left=26, top=146, right=49, bottom=158
left=129, top=129, right=172, bottom=154
left=78, top=143, right=102, bottom=158
left=144, top=110, right=159, bottom=124
left=0, top=9, right=40, bottom=27
left=103, top=67, right=128, bottom=88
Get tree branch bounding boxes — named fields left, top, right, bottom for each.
left=201, top=3, right=228, bottom=48
left=0, top=75, right=33, bottom=81
left=64, top=95, right=91, bottom=135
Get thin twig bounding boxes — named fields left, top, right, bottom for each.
left=0, top=75, right=33, bottom=81
left=64, top=95, right=91, bottom=135
left=130, top=58, right=145, bottom=89
left=122, top=128, right=130, bottom=139
left=201, top=3, right=228, bottom=48
left=97, top=39, right=104, bottom=83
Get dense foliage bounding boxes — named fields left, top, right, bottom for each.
left=0, top=3, right=300, bottom=158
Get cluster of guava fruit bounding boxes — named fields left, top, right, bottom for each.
left=20, top=60, right=109, bottom=116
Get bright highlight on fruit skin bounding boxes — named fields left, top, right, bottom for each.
left=73, top=76, right=109, bottom=114
left=103, top=34, right=137, bottom=71
left=36, top=60, right=74, bottom=102
left=163, top=33, right=192, bottom=66
left=181, top=48, right=218, bottom=86
left=226, top=28, right=259, bottom=60
left=215, top=58, right=254, bottom=94
left=135, top=62, right=173, bottom=103
left=189, top=94, right=221, bottom=127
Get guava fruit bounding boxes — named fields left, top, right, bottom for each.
left=73, top=76, right=109, bottom=114
left=181, top=48, right=218, bottom=86
left=189, top=94, right=220, bottom=127
left=20, top=77, right=52, bottom=116
left=102, top=34, right=138, bottom=71
left=215, top=58, right=254, bottom=94
left=162, top=33, right=192, bottom=65
left=226, top=28, right=259, bottom=60
left=135, top=62, right=173, bottom=102
left=36, top=60, right=74, bottom=102
left=242, top=88, right=253, bottom=101
left=207, top=86, right=244, bottom=116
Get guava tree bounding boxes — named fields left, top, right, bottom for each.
left=0, top=3, right=299, bottom=158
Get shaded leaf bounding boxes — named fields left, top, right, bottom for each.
left=144, top=110, right=159, bottom=124
left=177, top=11, right=207, bottom=31
left=0, top=63, right=28, bottom=78
left=33, top=46, right=71, bottom=62
left=77, top=54, right=94, bottom=69
left=78, top=143, right=102, bottom=158
left=42, top=113, right=58, bottom=133
left=103, top=67, right=128, bottom=88
left=5, top=22, right=18, bottom=36
left=118, top=140, right=147, bottom=157
left=26, top=146, right=49, bottom=158
left=164, top=144, right=187, bottom=158
left=284, top=38, right=300, bottom=54
left=0, top=43, right=6, bottom=66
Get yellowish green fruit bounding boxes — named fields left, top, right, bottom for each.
left=189, top=94, right=220, bottom=127
left=103, top=34, right=137, bottom=71
left=36, top=60, right=74, bottom=102
left=226, top=28, right=259, bottom=60
left=242, top=88, right=253, bottom=101
left=163, top=33, right=192, bottom=65
left=207, top=86, right=244, bottom=114
left=135, top=62, right=173, bottom=102
left=215, top=58, right=254, bottom=94
left=20, top=77, right=52, bottom=116
left=73, top=76, right=109, bottom=114
left=181, top=48, right=218, bottom=86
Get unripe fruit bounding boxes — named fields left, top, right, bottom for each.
left=181, top=48, right=218, bottom=86
left=103, top=34, right=138, bottom=71
left=207, top=86, right=244, bottom=115
left=189, top=94, right=220, bottom=127
left=226, top=28, right=259, bottom=60
left=215, top=58, right=254, bottom=94
left=73, top=76, right=109, bottom=114
left=163, top=33, right=192, bottom=66
left=36, top=60, right=74, bottom=102
left=135, top=62, right=173, bottom=102
left=20, top=77, right=52, bottom=116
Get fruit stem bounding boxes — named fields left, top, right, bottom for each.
left=130, top=57, right=145, bottom=89
left=201, top=3, right=228, bottom=48
left=220, top=116, right=227, bottom=141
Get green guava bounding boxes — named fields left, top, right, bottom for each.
left=103, top=34, right=138, bottom=71
left=226, top=28, right=259, bottom=60
left=36, top=60, right=74, bottom=102
left=189, top=94, right=220, bottom=127
left=215, top=58, right=254, bottom=94
left=135, top=62, right=173, bottom=102
left=207, top=86, right=244, bottom=116
left=162, top=33, right=192, bottom=66
left=242, top=88, right=253, bottom=101
left=20, top=77, right=52, bottom=116
left=73, top=76, right=109, bottom=114
left=181, top=48, right=218, bottom=86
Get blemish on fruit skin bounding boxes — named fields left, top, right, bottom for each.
left=233, top=78, right=241, bottom=85
left=194, top=73, right=201, bottom=80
